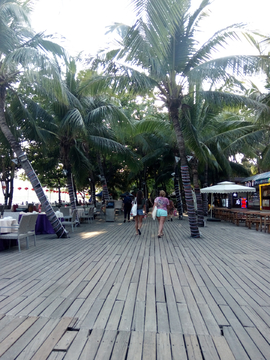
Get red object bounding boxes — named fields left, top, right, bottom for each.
left=31, top=188, right=34, bottom=191
left=241, top=198, right=247, bottom=209
left=18, top=187, right=22, bottom=190
left=25, top=187, right=28, bottom=190
left=45, top=189, right=49, bottom=192
left=2, top=185, right=6, bottom=189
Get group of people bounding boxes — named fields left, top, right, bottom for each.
left=122, top=190, right=175, bottom=237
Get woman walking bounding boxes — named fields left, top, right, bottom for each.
left=154, top=190, right=170, bottom=238
left=133, top=190, right=146, bottom=235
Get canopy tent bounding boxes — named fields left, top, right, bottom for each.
left=200, top=181, right=256, bottom=218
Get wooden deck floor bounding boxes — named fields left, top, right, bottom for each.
left=0, top=213, right=270, bottom=359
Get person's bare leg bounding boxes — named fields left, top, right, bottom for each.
left=135, top=216, right=139, bottom=234
left=157, top=217, right=161, bottom=235
left=159, top=216, right=166, bottom=235
left=138, top=215, right=143, bottom=231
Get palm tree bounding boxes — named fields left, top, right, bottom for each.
left=90, top=0, right=269, bottom=237
left=0, top=0, right=68, bottom=237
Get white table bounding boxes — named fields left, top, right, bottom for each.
left=0, top=217, right=18, bottom=233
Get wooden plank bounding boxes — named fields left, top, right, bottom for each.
left=110, top=331, right=130, bottom=360
left=168, top=264, right=185, bottom=303
left=126, top=331, right=143, bottom=360
left=198, top=303, right=221, bottom=336
left=64, top=328, right=89, bottom=360
left=245, top=327, right=270, bottom=360
left=0, top=315, right=27, bottom=342
left=78, top=328, right=104, bottom=360
left=147, top=256, right=155, bottom=284
left=64, top=299, right=85, bottom=318
left=157, top=332, right=171, bottom=360
left=80, top=299, right=105, bottom=329
left=165, top=286, right=182, bottom=333
left=198, top=334, right=220, bottom=360
left=182, top=287, right=209, bottom=335
left=177, top=303, right=195, bottom=335
left=170, top=333, right=187, bottom=360
left=142, top=331, right=156, bottom=360
left=31, top=317, right=74, bottom=360
left=145, top=283, right=156, bottom=332
left=221, top=305, right=265, bottom=359
left=133, top=301, right=145, bottom=332
left=223, top=326, right=250, bottom=360
left=0, top=317, right=49, bottom=360
left=54, top=330, right=78, bottom=351
left=0, top=316, right=38, bottom=357
left=93, top=283, right=121, bottom=329
left=47, top=351, right=65, bottom=360
left=16, top=318, right=60, bottom=360
left=136, top=254, right=149, bottom=302
left=155, top=263, right=165, bottom=303
left=184, top=334, right=203, bottom=360
left=212, top=336, right=236, bottom=360
left=106, top=300, right=124, bottom=331
left=157, top=302, right=170, bottom=333
left=118, top=282, right=137, bottom=331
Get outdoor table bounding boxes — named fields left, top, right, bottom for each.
left=0, top=217, right=18, bottom=251
left=18, top=213, right=63, bottom=235
left=0, top=217, right=18, bottom=232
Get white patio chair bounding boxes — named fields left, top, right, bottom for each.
left=61, top=207, right=72, bottom=221
left=80, top=207, right=94, bottom=223
left=62, top=209, right=78, bottom=232
left=27, top=213, right=39, bottom=246
left=0, top=215, right=30, bottom=252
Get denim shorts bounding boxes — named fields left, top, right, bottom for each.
left=137, top=209, right=144, bottom=216
left=157, top=209, right=167, bottom=217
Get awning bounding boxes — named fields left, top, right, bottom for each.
left=200, top=181, right=256, bottom=194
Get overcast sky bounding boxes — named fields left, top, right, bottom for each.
left=31, top=0, right=270, bottom=57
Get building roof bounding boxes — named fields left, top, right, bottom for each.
left=242, top=171, right=270, bottom=185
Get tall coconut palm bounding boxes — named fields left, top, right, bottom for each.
left=90, top=0, right=269, bottom=237
left=0, top=0, right=67, bottom=237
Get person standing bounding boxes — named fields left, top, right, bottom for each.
left=123, top=193, right=132, bottom=222
left=154, top=190, right=170, bottom=238
left=133, top=190, right=145, bottom=235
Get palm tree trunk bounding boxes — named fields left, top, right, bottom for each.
left=174, top=176, right=183, bottom=219
left=97, top=153, right=110, bottom=201
left=191, top=157, right=204, bottom=227
left=203, top=164, right=209, bottom=216
left=170, top=109, right=200, bottom=238
left=0, top=86, right=67, bottom=238
left=174, top=163, right=183, bottom=219
left=66, top=170, right=76, bottom=210
left=89, top=171, right=96, bottom=206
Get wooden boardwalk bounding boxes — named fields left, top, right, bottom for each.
left=0, top=213, right=270, bottom=359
